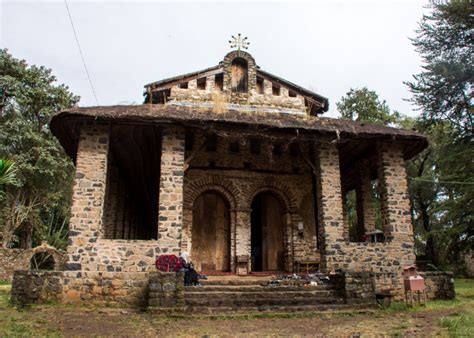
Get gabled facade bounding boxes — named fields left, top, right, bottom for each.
left=46, top=50, right=428, bottom=304
left=144, top=50, right=328, bottom=116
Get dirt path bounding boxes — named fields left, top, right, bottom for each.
left=3, top=305, right=460, bottom=337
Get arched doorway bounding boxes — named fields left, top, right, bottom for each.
left=251, top=192, right=286, bottom=271
left=191, top=191, right=231, bottom=272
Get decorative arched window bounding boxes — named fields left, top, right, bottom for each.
left=231, top=58, right=248, bottom=93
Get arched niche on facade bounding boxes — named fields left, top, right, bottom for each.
left=222, top=50, right=257, bottom=95
left=231, top=58, right=248, bottom=93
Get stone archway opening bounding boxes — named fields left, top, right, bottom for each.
left=191, top=191, right=231, bottom=273
left=30, top=252, right=55, bottom=271
left=251, top=192, right=286, bottom=272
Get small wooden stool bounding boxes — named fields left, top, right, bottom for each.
left=295, top=260, right=320, bottom=274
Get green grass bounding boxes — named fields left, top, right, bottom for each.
left=0, top=279, right=11, bottom=285
left=440, top=306, right=474, bottom=337
left=437, top=278, right=474, bottom=337
left=455, top=278, right=474, bottom=299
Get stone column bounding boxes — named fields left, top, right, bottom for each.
left=316, top=143, right=344, bottom=271
left=235, top=209, right=251, bottom=274
left=377, top=143, right=413, bottom=238
left=67, top=124, right=109, bottom=271
left=357, top=160, right=376, bottom=234
left=263, top=79, right=273, bottom=95
left=158, top=127, right=185, bottom=254
left=341, top=189, right=350, bottom=241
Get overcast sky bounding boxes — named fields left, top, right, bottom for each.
left=2, top=0, right=429, bottom=118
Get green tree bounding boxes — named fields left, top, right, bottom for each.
left=406, top=0, right=473, bottom=139
left=336, top=87, right=401, bottom=125
left=0, top=49, right=79, bottom=249
left=405, top=1, right=473, bottom=271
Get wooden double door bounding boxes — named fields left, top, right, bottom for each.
left=251, top=192, right=286, bottom=271
left=191, top=192, right=230, bottom=272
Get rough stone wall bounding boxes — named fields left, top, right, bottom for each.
left=158, top=126, right=185, bottom=253
left=11, top=271, right=63, bottom=306
left=148, top=271, right=184, bottom=308
left=0, top=249, right=29, bottom=281
left=419, top=271, right=455, bottom=300
left=168, top=50, right=306, bottom=114
left=356, top=159, right=376, bottom=234
left=0, top=244, right=66, bottom=281
left=182, top=131, right=321, bottom=271
left=67, top=123, right=109, bottom=271
left=316, top=142, right=416, bottom=298
left=11, top=270, right=150, bottom=307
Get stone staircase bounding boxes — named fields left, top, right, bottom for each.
left=182, top=276, right=355, bottom=313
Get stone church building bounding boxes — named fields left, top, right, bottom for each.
left=40, top=48, right=434, bottom=304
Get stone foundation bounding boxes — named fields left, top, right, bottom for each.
left=420, top=271, right=455, bottom=300
left=148, top=271, right=184, bottom=309
left=11, top=270, right=150, bottom=307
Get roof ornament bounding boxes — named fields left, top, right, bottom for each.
left=229, top=34, right=250, bottom=51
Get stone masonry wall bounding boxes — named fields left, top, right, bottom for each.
left=11, top=270, right=150, bottom=307
left=317, top=142, right=416, bottom=299
left=419, top=271, right=455, bottom=300
left=0, top=249, right=30, bottom=281
left=158, top=127, right=185, bottom=253
left=148, top=271, right=184, bottom=309
left=182, top=131, right=321, bottom=271
left=0, top=244, right=66, bottom=281
left=168, top=50, right=306, bottom=114
left=66, top=123, right=185, bottom=273
left=67, top=123, right=109, bottom=272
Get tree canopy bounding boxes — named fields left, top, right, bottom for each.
left=336, top=87, right=400, bottom=126
left=406, top=0, right=473, bottom=139
left=0, top=49, right=79, bottom=249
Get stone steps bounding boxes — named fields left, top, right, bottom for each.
left=184, top=296, right=344, bottom=307
left=180, top=303, right=376, bottom=314
left=184, top=290, right=336, bottom=299
left=185, top=285, right=334, bottom=293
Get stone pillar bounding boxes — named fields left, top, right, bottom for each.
left=357, top=160, right=376, bottom=234
left=67, top=124, right=109, bottom=271
left=263, top=79, right=273, bottom=95
left=158, top=127, right=185, bottom=254
left=341, top=189, right=350, bottom=241
left=316, top=143, right=344, bottom=271
left=181, top=208, right=193, bottom=254
left=102, top=162, right=119, bottom=239
left=377, top=143, right=413, bottom=238
left=235, top=209, right=251, bottom=274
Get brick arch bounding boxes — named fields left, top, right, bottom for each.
left=245, top=181, right=298, bottom=213
left=184, top=177, right=238, bottom=210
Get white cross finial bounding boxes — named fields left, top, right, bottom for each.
left=229, top=33, right=250, bottom=51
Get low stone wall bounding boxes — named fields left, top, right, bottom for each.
left=330, top=271, right=376, bottom=305
left=148, top=271, right=184, bottom=309
left=419, top=271, right=455, bottom=300
left=0, top=249, right=29, bottom=281
left=11, top=271, right=63, bottom=306
left=11, top=270, right=150, bottom=307
left=0, top=244, right=66, bottom=281
left=331, top=270, right=455, bottom=304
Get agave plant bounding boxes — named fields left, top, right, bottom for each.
left=0, top=159, right=16, bottom=196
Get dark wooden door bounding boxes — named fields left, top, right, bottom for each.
left=192, top=192, right=230, bottom=272
left=251, top=193, right=285, bottom=271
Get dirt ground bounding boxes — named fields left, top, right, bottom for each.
left=1, top=281, right=473, bottom=337
left=0, top=301, right=463, bottom=337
